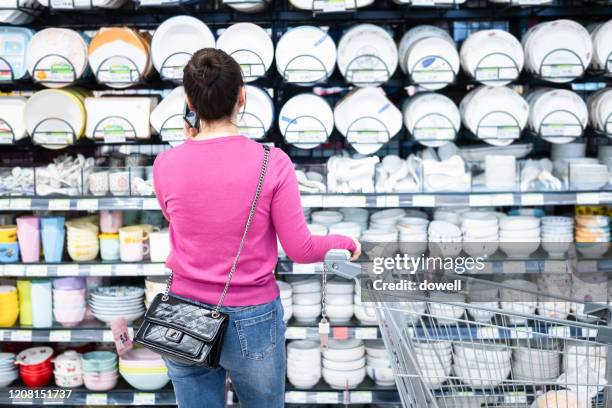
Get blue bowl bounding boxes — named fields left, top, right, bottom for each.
left=0, top=242, right=19, bottom=263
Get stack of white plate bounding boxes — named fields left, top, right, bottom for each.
left=460, top=86, right=528, bottom=146
left=590, top=20, right=612, bottom=74
left=512, top=342, right=561, bottom=381
left=150, top=86, right=185, bottom=144
left=275, top=26, right=336, bottom=85
left=0, top=0, right=38, bottom=25
left=526, top=88, right=588, bottom=143
left=311, top=210, right=343, bottom=226
left=402, top=93, right=460, bottom=147
left=89, top=286, right=145, bottom=324
left=397, top=216, right=428, bottom=257
left=398, top=26, right=459, bottom=90
left=354, top=282, right=377, bottom=325
left=370, top=209, right=405, bottom=231
left=499, top=216, right=541, bottom=258
left=287, top=340, right=321, bottom=389
left=85, top=97, right=157, bottom=140
left=466, top=282, right=499, bottom=322
left=0, top=353, right=18, bottom=387
left=340, top=208, right=369, bottom=231
left=460, top=29, right=524, bottom=86
left=428, top=220, right=462, bottom=257
left=587, top=88, right=612, bottom=136
left=428, top=292, right=466, bottom=324
left=322, top=339, right=366, bottom=389
left=568, top=162, right=609, bottom=190
left=0, top=96, right=28, bottom=142
left=334, top=87, right=402, bottom=154
left=364, top=340, right=394, bottom=386
left=413, top=341, right=452, bottom=389
left=217, top=23, right=273, bottom=82
left=361, top=229, right=399, bottom=258
left=26, top=28, right=89, bottom=88
left=500, top=279, right=537, bottom=324
left=540, top=216, right=573, bottom=257
left=325, top=278, right=354, bottom=323
left=328, top=222, right=362, bottom=240
left=277, top=280, right=292, bottom=322
left=291, top=278, right=321, bottom=323
left=0, top=27, right=34, bottom=81
left=522, top=20, right=592, bottom=83
left=337, top=24, right=397, bottom=87
left=453, top=343, right=511, bottom=387
left=151, top=16, right=215, bottom=82
left=289, top=0, right=373, bottom=9
left=239, top=85, right=274, bottom=140
left=278, top=93, right=333, bottom=149
left=461, top=211, right=499, bottom=257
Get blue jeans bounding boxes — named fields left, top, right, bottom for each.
left=163, top=296, right=286, bottom=408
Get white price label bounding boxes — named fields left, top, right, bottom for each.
left=115, top=264, right=135, bottom=276
left=57, top=264, right=79, bottom=276
left=76, top=199, right=99, bottom=211
left=583, top=328, right=598, bottom=338
left=549, top=326, right=570, bottom=338
left=90, top=265, right=112, bottom=276
left=509, top=328, right=533, bottom=339
left=314, top=0, right=347, bottom=12
left=315, top=392, right=338, bottom=404
left=49, top=330, right=71, bottom=342
left=10, top=198, right=31, bottom=209
left=323, top=195, right=366, bottom=207
left=354, top=327, right=378, bottom=339
left=292, top=263, right=316, bottom=274
left=4, top=264, right=25, bottom=276
left=142, top=263, right=167, bottom=275
left=412, top=195, right=435, bottom=207
left=11, top=330, right=32, bottom=341
left=142, top=198, right=160, bottom=210
left=103, top=134, right=127, bottom=144
left=285, top=327, right=308, bottom=339
left=505, top=393, right=527, bottom=403
left=102, top=330, right=114, bottom=342
left=477, top=327, right=500, bottom=339
left=411, top=0, right=436, bottom=5
left=469, top=194, right=493, bottom=207
left=86, top=394, right=107, bottom=405
left=521, top=193, right=544, bottom=206
left=27, top=264, right=48, bottom=276
left=50, top=0, right=73, bottom=8
left=544, top=261, right=567, bottom=273
left=502, top=262, right=525, bottom=274
left=301, top=195, right=323, bottom=208
left=576, top=193, right=600, bottom=205
left=0, top=330, right=4, bottom=340
left=285, top=392, right=308, bottom=404
left=350, top=391, right=372, bottom=404
left=48, top=199, right=71, bottom=210
left=494, top=194, right=514, bottom=206
left=133, top=393, right=155, bottom=405
left=0, top=0, right=18, bottom=7
left=385, top=195, right=400, bottom=207
left=0, top=199, right=9, bottom=210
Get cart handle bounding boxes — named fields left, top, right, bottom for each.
left=324, top=250, right=361, bottom=281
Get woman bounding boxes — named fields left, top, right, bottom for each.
left=153, top=48, right=360, bottom=408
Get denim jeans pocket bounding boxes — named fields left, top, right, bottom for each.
left=234, top=309, right=277, bottom=361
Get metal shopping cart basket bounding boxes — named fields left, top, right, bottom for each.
left=323, top=250, right=612, bottom=408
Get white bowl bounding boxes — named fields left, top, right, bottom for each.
left=322, top=367, right=366, bottom=389
left=323, top=357, right=365, bottom=371
left=326, top=304, right=354, bottom=323
left=292, top=304, right=321, bottom=322
left=292, top=291, right=321, bottom=305
left=323, top=340, right=365, bottom=362
left=291, top=278, right=321, bottom=294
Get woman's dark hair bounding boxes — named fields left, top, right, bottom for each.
left=183, top=48, right=244, bottom=122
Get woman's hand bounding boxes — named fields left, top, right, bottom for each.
left=183, top=123, right=198, bottom=139
left=350, top=238, right=361, bottom=261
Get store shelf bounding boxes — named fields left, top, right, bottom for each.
left=0, top=262, right=168, bottom=277
left=285, top=379, right=399, bottom=405
left=408, top=324, right=599, bottom=340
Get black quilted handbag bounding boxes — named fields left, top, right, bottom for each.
left=135, top=145, right=270, bottom=367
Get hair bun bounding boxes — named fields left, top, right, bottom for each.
left=194, top=55, right=222, bottom=86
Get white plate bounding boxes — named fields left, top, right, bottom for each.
left=151, top=16, right=215, bottom=82
left=275, top=26, right=336, bottom=85
left=150, top=86, right=186, bottom=145
left=0, top=96, right=27, bottom=142
left=402, top=92, right=459, bottom=147
left=217, top=23, right=273, bottom=82
left=239, top=85, right=274, bottom=140
left=278, top=93, right=333, bottom=149
left=590, top=20, right=612, bottom=73
left=0, top=27, right=34, bottom=81
left=587, top=88, right=612, bottom=135
left=337, top=24, right=398, bottom=87
left=85, top=97, right=156, bottom=140
left=289, top=0, right=373, bottom=10
left=526, top=88, right=587, bottom=143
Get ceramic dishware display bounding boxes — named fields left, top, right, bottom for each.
left=277, top=280, right=292, bottom=322
left=41, top=216, right=65, bottom=263
left=53, top=277, right=86, bottom=327
left=0, top=224, right=19, bottom=263
left=89, top=286, right=145, bottom=324
left=119, top=348, right=169, bottom=391
left=149, top=228, right=170, bottom=262
left=397, top=216, right=428, bottom=256
left=590, top=20, right=612, bottom=74
left=279, top=93, right=334, bottom=149
left=119, top=224, right=152, bottom=262
left=288, top=0, right=373, bottom=10
left=0, top=0, right=39, bottom=25
left=16, top=280, right=31, bottom=325
left=428, top=220, right=462, bottom=257
left=337, top=24, right=397, bottom=87
left=322, top=339, right=366, bottom=389
left=461, top=211, right=499, bottom=257
left=217, top=23, right=273, bottom=82
left=398, top=25, right=459, bottom=90
left=291, top=278, right=321, bottom=323
left=453, top=342, right=511, bottom=387
left=522, top=19, right=592, bottom=83
left=144, top=276, right=166, bottom=307
left=363, top=340, right=394, bottom=386
left=428, top=292, right=466, bottom=324
left=324, top=278, right=354, bottom=323
left=52, top=351, right=83, bottom=388
left=526, top=88, right=588, bottom=143
left=150, top=86, right=186, bottom=144
left=224, top=0, right=270, bottom=12
left=275, top=26, right=336, bottom=85
left=402, top=93, right=460, bottom=147
left=287, top=340, right=321, bottom=388
left=587, top=88, right=612, bottom=136
left=574, top=215, right=610, bottom=258
left=0, top=27, right=34, bottom=82
left=238, top=85, right=274, bottom=140
left=99, top=210, right=122, bottom=233
left=0, top=96, right=28, bottom=143
left=66, top=219, right=99, bottom=261
left=16, top=215, right=39, bottom=262
left=26, top=28, right=88, bottom=88
left=500, top=279, right=538, bottom=324
left=485, top=155, right=516, bottom=190
left=0, top=353, right=18, bottom=387
left=31, top=279, right=53, bottom=328
left=82, top=351, right=118, bottom=391
left=16, top=346, right=54, bottom=388
left=499, top=216, right=541, bottom=258
left=85, top=97, right=157, bottom=140
left=513, top=341, right=561, bottom=382
left=311, top=210, right=343, bottom=226
left=151, top=16, right=215, bottom=82
left=89, top=27, right=152, bottom=88
left=540, top=216, right=574, bottom=257
left=0, top=285, right=19, bottom=327
left=412, top=341, right=452, bottom=389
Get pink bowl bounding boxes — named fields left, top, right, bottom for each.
left=54, top=308, right=86, bottom=326
left=53, top=289, right=86, bottom=302
left=83, top=372, right=118, bottom=391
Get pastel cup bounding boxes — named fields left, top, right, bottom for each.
left=100, top=211, right=122, bottom=233
left=99, top=234, right=120, bottom=261
left=16, top=216, right=40, bottom=263
left=119, top=225, right=153, bottom=262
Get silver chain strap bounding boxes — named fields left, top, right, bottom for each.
left=162, top=145, right=271, bottom=319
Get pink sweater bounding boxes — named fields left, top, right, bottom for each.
left=153, top=136, right=357, bottom=306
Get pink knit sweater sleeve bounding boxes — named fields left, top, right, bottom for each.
left=270, top=150, right=357, bottom=264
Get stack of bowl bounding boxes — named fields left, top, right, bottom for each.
left=82, top=351, right=118, bottom=391
left=428, top=221, right=462, bottom=257
left=361, top=229, right=399, bottom=258
left=413, top=341, right=452, bottom=389
left=0, top=225, right=19, bottom=263
left=500, top=279, right=538, bottom=325
left=322, top=340, right=366, bottom=389
left=370, top=209, right=405, bottom=231
left=461, top=212, right=499, bottom=257
left=52, top=351, right=83, bottom=388
left=397, top=216, right=429, bottom=257
left=365, top=340, right=394, bottom=386
left=428, top=292, right=466, bottom=324
left=66, top=220, right=100, bottom=262
left=16, top=347, right=54, bottom=387
left=53, top=277, right=86, bottom=327
left=512, top=340, right=561, bottom=382
left=0, top=285, right=19, bottom=326
left=287, top=340, right=321, bottom=389
left=291, top=278, right=321, bottom=323
left=0, top=353, right=18, bottom=387
left=326, top=278, right=354, bottom=323
left=354, top=281, right=378, bottom=325
left=119, top=349, right=169, bottom=391
left=466, top=283, right=499, bottom=323
left=311, top=211, right=343, bottom=226
left=277, top=280, right=292, bottom=322
left=541, top=216, right=574, bottom=257
left=499, top=216, right=541, bottom=258
left=453, top=343, right=511, bottom=387
left=575, top=215, right=610, bottom=258
left=340, top=208, right=369, bottom=231
left=89, top=286, right=145, bottom=324
left=144, top=276, right=166, bottom=308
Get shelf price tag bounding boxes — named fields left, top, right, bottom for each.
left=301, top=195, right=323, bottom=208
left=0, top=199, right=9, bottom=210
left=505, top=392, right=527, bottom=404
left=468, top=194, right=493, bottom=207
left=10, top=198, right=31, bottom=209
left=350, top=391, right=372, bottom=403
left=11, top=330, right=32, bottom=342
left=115, top=264, right=135, bottom=276
left=90, top=264, right=112, bottom=276
left=57, top=264, right=79, bottom=276
left=102, top=330, right=114, bottom=343
left=520, top=193, right=544, bottom=206
left=49, top=330, right=71, bottom=342
left=142, top=263, right=167, bottom=275
left=476, top=327, right=499, bottom=339
left=315, top=392, right=339, bottom=404
left=48, top=199, right=71, bottom=210
left=142, top=198, right=160, bottom=210
left=502, top=262, right=525, bottom=274
left=412, top=195, right=435, bottom=207
left=583, top=328, right=598, bottom=338
left=544, top=261, right=567, bottom=273
left=27, top=264, right=48, bottom=276
left=292, top=263, right=316, bottom=274
left=509, top=328, right=533, bottom=339
left=354, top=327, right=378, bottom=339
left=332, top=327, right=349, bottom=340
left=313, top=0, right=347, bottom=12
left=5, top=264, right=25, bottom=276
left=549, top=326, right=570, bottom=338
left=76, top=199, right=99, bottom=211
left=576, top=193, right=600, bottom=205
left=285, top=327, right=308, bottom=339
left=494, top=193, right=514, bottom=206
left=133, top=393, right=156, bottom=405
left=86, top=394, right=107, bottom=405
left=285, top=392, right=308, bottom=404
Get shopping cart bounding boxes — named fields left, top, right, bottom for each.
left=323, top=250, right=612, bottom=408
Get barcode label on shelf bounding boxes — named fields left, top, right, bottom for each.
left=476, top=327, right=499, bottom=339
left=382, top=195, right=400, bottom=207
left=354, top=327, right=378, bottom=339
left=300, top=195, right=323, bottom=208
left=90, top=265, right=112, bottom=276
left=142, top=264, right=167, bottom=275
left=468, top=195, right=493, bottom=207
left=103, top=134, right=127, bottom=144
left=494, top=193, right=514, bottom=205
left=323, top=195, right=366, bottom=207
left=76, top=199, right=99, bottom=211
left=285, top=327, right=308, bottom=339
left=0, top=199, right=9, bottom=210
left=86, top=394, right=108, bottom=405
left=509, top=328, right=533, bottom=339
left=285, top=392, right=308, bottom=404
left=583, top=328, right=598, bottom=338
left=502, top=262, right=525, bottom=274
left=520, top=193, right=544, bottom=206
left=5, top=264, right=24, bottom=276
left=10, top=198, right=31, bottom=209
left=292, top=263, right=316, bottom=274
left=544, top=261, right=567, bottom=273
left=57, top=264, right=79, bottom=276
left=412, top=195, right=435, bottom=207
left=133, top=393, right=156, bottom=405
left=411, top=0, right=436, bottom=5
left=49, top=330, right=71, bottom=342
left=576, top=192, right=600, bottom=204
left=313, top=0, right=347, bottom=12
left=549, top=326, right=571, bottom=338
left=504, top=392, right=527, bottom=403
left=115, top=264, right=135, bottom=276
left=350, top=391, right=372, bottom=403
left=11, top=330, right=32, bottom=341
left=48, top=199, right=71, bottom=210
left=315, top=392, right=338, bottom=404
left=142, top=198, right=160, bottom=210
left=28, top=265, right=48, bottom=276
